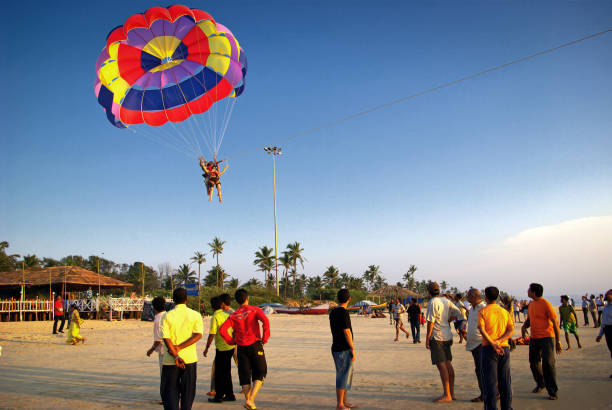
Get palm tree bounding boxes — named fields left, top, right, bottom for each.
left=363, top=265, right=381, bottom=291
left=403, top=265, right=417, bottom=290
left=226, top=277, right=240, bottom=289
left=244, top=277, right=263, bottom=288
left=253, top=246, right=275, bottom=288
left=286, top=242, right=305, bottom=297
left=175, top=264, right=196, bottom=286
left=306, top=275, right=323, bottom=300
left=0, top=241, right=19, bottom=271
left=347, top=275, right=365, bottom=291
left=440, top=280, right=448, bottom=293
left=323, top=265, right=340, bottom=289
left=190, top=251, right=206, bottom=313
left=208, top=237, right=226, bottom=288
left=278, top=252, right=292, bottom=298
left=21, top=254, right=41, bottom=268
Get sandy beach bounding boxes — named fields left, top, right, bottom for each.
left=0, top=314, right=610, bottom=409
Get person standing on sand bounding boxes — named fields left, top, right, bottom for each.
left=66, top=304, right=85, bottom=345
left=147, top=296, right=167, bottom=404
left=595, top=289, right=612, bottom=378
left=329, top=288, right=358, bottom=410
left=588, top=295, right=598, bottom=327
left=464, top=288, right=486, bottom=403
left=478, top=286, right=514, bottom=410
left=581, top=296, right=590, bottom=326
left=596, top=294, right=604, bottom=327
left=387, top=299, right=393, bottom=325
left=204, top=294, right=237, bottom=403
left=52, top=294, right=65, bottom=334
left=161, top=288, right=203, bottom=410
left=219, top=289, right=270, bottom=410
left=425, top=281, right=461, bottom=403
left=407, top=298, right=421, bottom=343
left=521, top=283, right=561, bottom=401
left=392, top=297, right=410, bottom=341
left=559, top=295, right=581, bottom=350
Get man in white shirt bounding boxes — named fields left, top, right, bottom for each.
left=464, top=288, right=487, bottom=403
left=147, top=296, right=167, bottom=403
left=425, top=282, right=461, bottom=403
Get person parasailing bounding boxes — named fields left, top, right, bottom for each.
left=200, top=155, right=229, bottom=203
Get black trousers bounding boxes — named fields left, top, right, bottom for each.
left=237, top=341, right=267, bottom=386
left=471, top=345, right=484, bottom=398
left=481, top=345, right=512, bottom=410
left=53, top=315, right=65, bottom=333
left=214, top=349, right=235, bottom=399
left=604, top=325, right=612, bottom=360
left=162, top=363, right=197, bottom=410
left=582, top=308, right=589, bottom=325
left=409, top=319, right=420, bottom=342
left=529, top=337, right=558, bottom=397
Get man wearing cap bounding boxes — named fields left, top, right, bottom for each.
left=425, top=281, right=461, bottom=403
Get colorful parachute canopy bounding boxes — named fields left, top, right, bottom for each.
left=95, top=5, right=247, bottom=129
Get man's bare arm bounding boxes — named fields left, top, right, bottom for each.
left=177, top=333, right=203, bottom=351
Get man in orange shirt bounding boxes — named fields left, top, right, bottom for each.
left=478, top=286, right=514, bottom=410
left=521, top=283, right=562, bottom=401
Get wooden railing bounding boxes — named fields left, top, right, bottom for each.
left=0, top=300, right=52, bottom=313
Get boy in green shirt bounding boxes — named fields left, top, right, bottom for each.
left=559, top=295, right=582, bottom=350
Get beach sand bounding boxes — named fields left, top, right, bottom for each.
left=0, top=314, right=610, bottom=409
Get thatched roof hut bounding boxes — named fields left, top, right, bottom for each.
left=0, top=266, right=132, bottom=298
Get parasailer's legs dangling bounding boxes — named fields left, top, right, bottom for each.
left=216, top=183, right=223, bottom=203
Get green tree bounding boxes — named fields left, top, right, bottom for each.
left=42, top=257, right=61, bottom=267
left=440, top=281, right=448, bottom=293
left=323, top=265, right=340, bottom=289
left=286, top=242, right=305, bottom=297
left=253, top=246, right=275, bottom=288
left=244, top=277, right=263, bottom=288
left=190, top=251, right=206, bottom=286
left=363, top=265, right=381, bottom=291
left=0, top=241, right=19, bottom=271
left=226, top=277, right=240, bottom=289
left=403, top=265, right=418, bottom=290
left=21, top=254, right=41, bottom=268
left=175, top=263, right=197, bottom=286
left=208, top=237, right=226, bottom=288
left=278, top=252, right=292, bottom=298
left=306, top=275, right=323, bottom=299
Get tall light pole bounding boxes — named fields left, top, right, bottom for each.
left=264, top=146, right=282, bottom=297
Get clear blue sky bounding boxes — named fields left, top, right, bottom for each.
left=1, top=1, right=611, bottom=297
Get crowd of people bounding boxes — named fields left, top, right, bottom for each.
left=135, top=284, right=612, bottom=410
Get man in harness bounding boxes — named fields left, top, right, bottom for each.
left=200, top=155, right=229, bottom=203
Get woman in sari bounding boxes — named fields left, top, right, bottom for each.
left=66, top=304, right=86, bottom=345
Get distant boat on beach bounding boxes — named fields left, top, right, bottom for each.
left=275, top=304, right=330, bottom=315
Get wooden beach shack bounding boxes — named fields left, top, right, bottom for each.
left=0, top=266, right=132, bottom=321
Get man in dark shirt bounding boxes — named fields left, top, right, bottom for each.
left=407, top=298, right=422, bottom=343
left=329, top=289, right=357, bottom=410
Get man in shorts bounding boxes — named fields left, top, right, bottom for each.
left=219, top=289, right=270, bottom=410
left=559, top=295, right=581, bottom=350
left=329, top=288, right=357, bottom=410
left=392, top=298, right=410, bottom=341
left=426, top=282, right=461, bottom=403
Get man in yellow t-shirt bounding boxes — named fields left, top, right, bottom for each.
left=478, top=286, right=514, bottom=410
left=203, top=294, right=236, bottom=403
left=161, top=288, right=203, bottom=410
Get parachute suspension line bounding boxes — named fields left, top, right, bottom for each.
left=158, top=86, right=200, bottom=157
left=127, top=127, right=196, bottom=158
left=193, top=25, right=218, bottom=156
left=216, top=97, right=237, bottom=153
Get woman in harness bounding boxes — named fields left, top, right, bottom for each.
left=199, top=155, right=229, bottom=203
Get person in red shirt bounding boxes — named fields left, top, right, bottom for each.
left=219, top=289, right=270, bottom=410
left=53, top=294, right=66, bottom=334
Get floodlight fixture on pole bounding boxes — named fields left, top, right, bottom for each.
left=264, top=146, right=282, bottom=296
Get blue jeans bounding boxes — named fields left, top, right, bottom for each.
left=332, top=350, right=354, bottom=390
left=410, top=319, right=420, bottom=342
left=480, top=345, right=512, bottom=410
